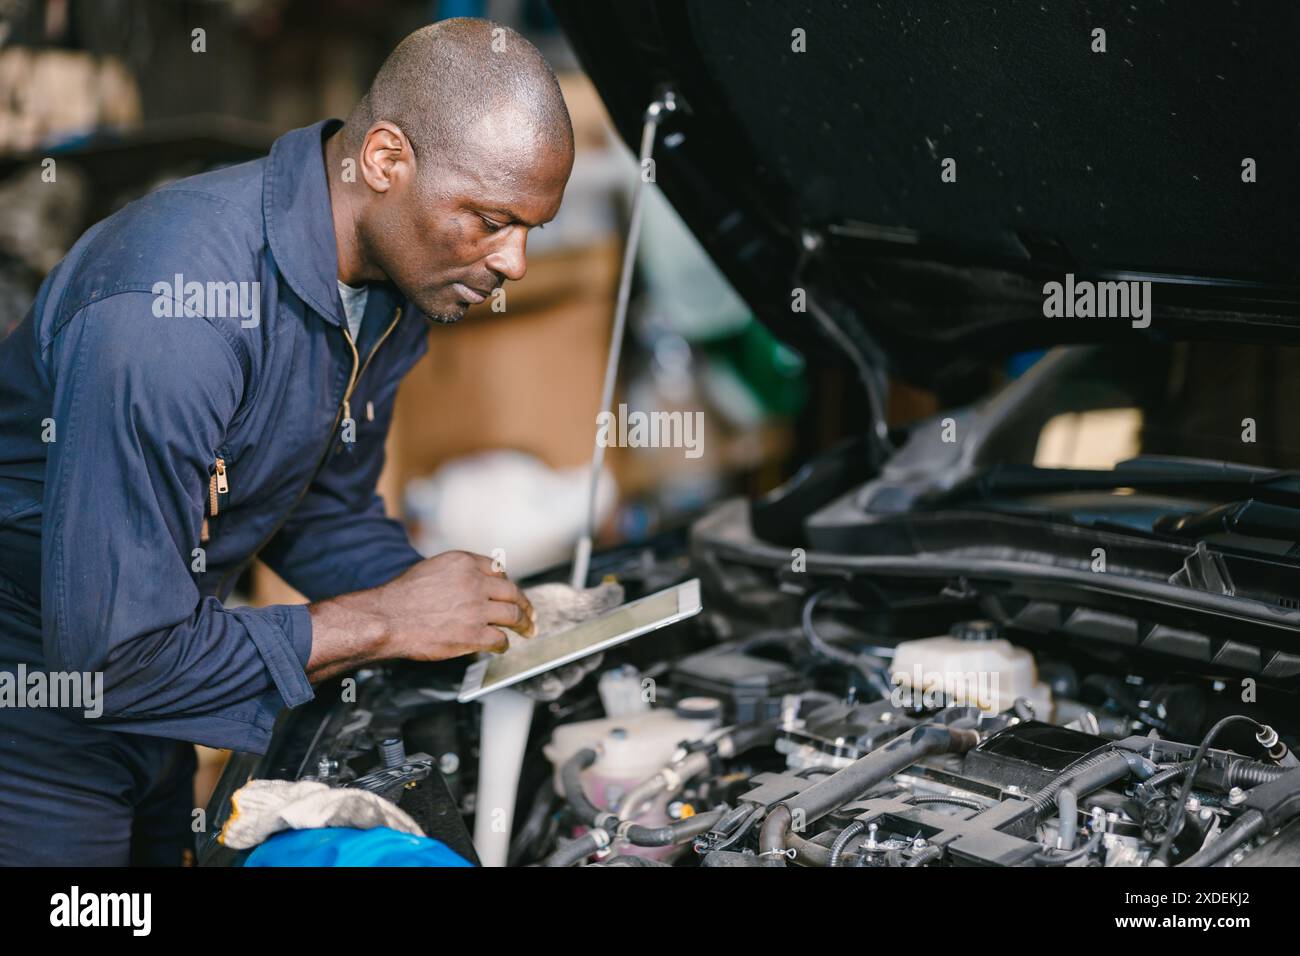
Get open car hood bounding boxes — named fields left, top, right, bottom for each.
left=551, top=0, right=1300, bottom=383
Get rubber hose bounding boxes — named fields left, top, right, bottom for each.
left=788, top=725, right=981, bottom=823
left=1176, top=810, right=1266, bottom=868
left=1026, top=752, right=1111, bottom=816
left=1144, top=761, right=1196, bottom=791
left=616, top=774, right=671, bottom=823
left=713, top=802, right=760, bottom=837
left=759, top=805, right=793, bottom=867
left=1035, top=828, right=1103, bottom=866
left=1153, top=715, right=1265, bottom=866
left=1031, top=750, right=1144, bottom=849
left=786, top=831, right=832, bottom=867
left=908, top=795, right=988, bottom=813
left=1226, top=759, right=1288, bottom=789
left=624, top=808, right=727, bottom=847
left=508, top=778, right=556, bottom=866
left=829, top=820, right=866, bottom=868
left=725, top=721, right=780, bottom=755
left=1057, top=787, right=1081, bottom=849
left=1029, top=750, right=1134, bottom=819
left=561, top=748, right=616, bottom=830
left=801, top=590, right=891, bottom=699
left=543, top=830, right=605, bottom=868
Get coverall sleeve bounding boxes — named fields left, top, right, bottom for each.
left=259, top=339, right=425, bottom=602
left=41, top=292, right=314, bottom=753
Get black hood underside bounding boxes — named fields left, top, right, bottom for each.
left=552, top=0, right=1300, bottom=381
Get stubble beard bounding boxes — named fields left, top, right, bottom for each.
left=424, top=307, right=466, bottom=326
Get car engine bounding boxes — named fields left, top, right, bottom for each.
left=203, top=541, right=1300, bottom=869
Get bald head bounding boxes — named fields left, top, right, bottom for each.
left=329, top=18, right=575, bottom=324
left=344, top=18, right=573, bottom=172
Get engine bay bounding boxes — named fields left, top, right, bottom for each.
left=203, top=534, right=1300, bottom=869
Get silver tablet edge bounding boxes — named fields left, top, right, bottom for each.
left=457, top=578, right=701, bottom=703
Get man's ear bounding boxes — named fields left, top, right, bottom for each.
left=359, top=122, right=415, bottom=194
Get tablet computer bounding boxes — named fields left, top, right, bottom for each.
left=457, top=579, right=702, bottom=702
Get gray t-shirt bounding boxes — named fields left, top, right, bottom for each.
left=337, top=280, right=369, bottom=343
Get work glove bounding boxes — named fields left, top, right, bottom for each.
left=510, top=581, right=624, bottom=702
left=218, top=779, right=424, bottom=850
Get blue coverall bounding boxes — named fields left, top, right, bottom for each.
left=0, top=120, right=431, bottom=864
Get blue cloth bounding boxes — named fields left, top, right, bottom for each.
left=0, top=121, right=430, bottom=863
left=244, top=827, right=473, bottom=867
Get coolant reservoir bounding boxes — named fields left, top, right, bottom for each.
left=544, top=703, right=720, bottom=814
left=890, top=634, right=1051, bottom=718
left=597, top=664, right=651, bottom=719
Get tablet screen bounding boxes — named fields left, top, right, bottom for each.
left=460, top=580, right=701, bottom=701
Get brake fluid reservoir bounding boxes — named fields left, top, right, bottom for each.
left=889, top=634, right=1051, bottom=718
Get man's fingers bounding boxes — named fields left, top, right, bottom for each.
left=479, top=626, right=510, bottom=654
left=484, top=577, right=535, bottom=624
left=483, top=575, right=521, bottom=602
left=485, top=599, right=533, bottom=636
left=470, top=554, right=534, bottom=632
left=467, top=551, right=513, bottom=581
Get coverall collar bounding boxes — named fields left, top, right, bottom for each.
left=264, top=118, right=347, bottom=329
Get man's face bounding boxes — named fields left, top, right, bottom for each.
left=358, top=113, right=573, bottom=323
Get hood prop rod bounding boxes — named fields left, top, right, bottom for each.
left=570, top=91, right=678, bottom=589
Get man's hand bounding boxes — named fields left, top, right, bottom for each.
left=372, top=550, right=537, bottom=657
left=305, top=550, right=536, bottom=682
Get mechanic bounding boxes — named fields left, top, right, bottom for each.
left=0, top=17, right=573, bottom=865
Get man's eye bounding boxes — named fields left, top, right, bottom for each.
left=480, top=216, right=503, bottom=233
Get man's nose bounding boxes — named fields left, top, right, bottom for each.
left=485, top=229, right=528, bottom=283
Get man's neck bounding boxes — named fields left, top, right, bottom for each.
left=323, top=129, right=379, bottom=287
